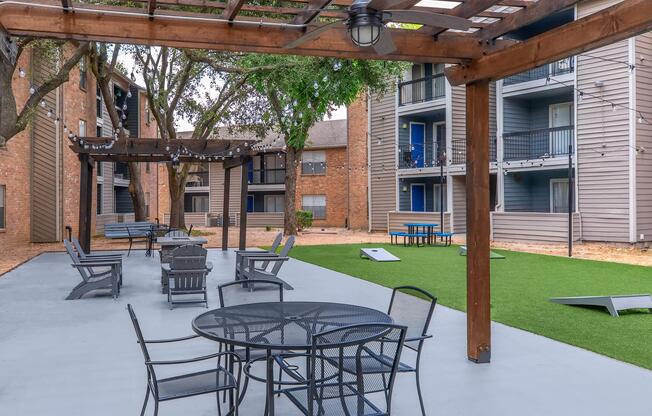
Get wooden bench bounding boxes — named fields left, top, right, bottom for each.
left=104, top=222, right=155, bottom=255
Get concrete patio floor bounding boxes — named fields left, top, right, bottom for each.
left=0, top=249, right=651, bottom=415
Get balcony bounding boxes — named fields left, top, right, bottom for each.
left=503, top=57, right=574, bottom=86
left=398, top=74, right=445, bottom=107
left=186, top=171, right=209, bottom=188
left=450, top=137, right=497, bottom=165
left=250, top=168, right=285, bottom=185
left=113, top=162, right=130, bottom=180
left=398, top=144, right=446, bottom=169
left=503, top=126, right=574, bottom=161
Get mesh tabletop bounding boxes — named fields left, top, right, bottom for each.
left=192, top=301, right=393, bottom=350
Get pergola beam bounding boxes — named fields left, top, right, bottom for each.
left=421, top=0, right=503, bottom=36
left=147, top=0, right=156, bottom=18
left=475, top=0, right=579, bottom=40
left=0, top=1, right=512, bottom=63
left=446, top=0, right=652, bottom=85
left=293, top=0, right=335, bottom=25
left=222, top=0, right=246, bottom=21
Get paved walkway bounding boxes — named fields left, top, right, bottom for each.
left=0, top=250, right=650, bottom=415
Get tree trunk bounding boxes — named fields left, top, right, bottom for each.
left=167, top=164, right=187, bottom=229
left=0, top=60, right=19, bottom=145
left=127, top=162, right=147, bottom=221
left=284, top=146, right=301, bottom=236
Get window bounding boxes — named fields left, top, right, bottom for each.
left=264, top=195, right=284, bottom=213
left=301, top=151, right=326, bottom=175
left=96, top=184, right=102, bottom=214
left=96, top=125, right=103, bottom=137
left=191, top=195, right=209, bottom=213
left=550, top=179, right=570, bottom=213
left=79, top=119, right=86, bottom=138
left=0, top=185, right=5, bottom=229
left=186, top=163, right=209, bottom=187
left=79, top=57, right=87, bottom=90
left=145, top=162, right=150, bottom=174
left=96, top=85, right=103, bottom=119
left=302, top=195, right=326, bottom=220
left=434, top=183, right=447, bottom=212
left=96, top=161, right=103, bottom=177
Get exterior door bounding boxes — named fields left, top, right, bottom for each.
left=433, top=122, right=445, bottom=162
left=549, top=102, right=573, bottom=156
left=411, top=184, right=426, bottom=212
left=550, top=179, right=570, bottom=213
left=410, top=123, right=426, bottom=168
left=247, top=194, right=254, bottom=213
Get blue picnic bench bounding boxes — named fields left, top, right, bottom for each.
left=389, top=231, right=428, bottom=247
left=104, top=222, right=157, bottom=255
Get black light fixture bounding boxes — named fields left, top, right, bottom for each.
left=348, top=8, right=384, bottom=47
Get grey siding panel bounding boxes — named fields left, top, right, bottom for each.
left=30, top=50, right=59, bottom=242
left=491, top=212, right=580, bottom=243
left=450, top=85, right=466, bottom=165
left=369, top=92, right=396, bottom=231
left=209, top=162, right=243, bottom=218
left=247, top=212, right=284, bottom=227
left=127, top=86, right=139, bottom=138
left=576, top=0, right=631, bottom=242
left=504, top=170, right=568, bottom=212
left=387, top=211, right=451, bottom=233
left=635, top=33, right=652, bottom=241
left=452, top=176, right=466, bottom=233
left=163, top=212, right=207, bottom=226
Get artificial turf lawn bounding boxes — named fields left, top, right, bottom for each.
left=287, top=243, right=652, bottom=370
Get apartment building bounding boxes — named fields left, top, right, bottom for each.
left=0, top=45, right=158, bottom=246
left=369, top=0, right=652, bottom=245
left=162, top=101, right=369, bottom=229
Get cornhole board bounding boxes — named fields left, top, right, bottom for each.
left=360, top=248, right=400, bottom=262
left=458, top=246, right=505, bottom=259
left=550, top=294, right=652, bottom=317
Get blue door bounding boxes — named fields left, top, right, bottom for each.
left=247, top=160, right=254, bottom=183
left=411, top=184, right=425, bottom=212
left=410, top=123, right=425, bottom=168
left=247, top=195, right=254, bottom=213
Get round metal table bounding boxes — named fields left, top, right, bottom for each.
left=192, top=301, right=393, bottom=415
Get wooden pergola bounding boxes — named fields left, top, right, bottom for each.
left=70, top=137, right=255, bottom=254
left=4, top=0, right=652, bottom=363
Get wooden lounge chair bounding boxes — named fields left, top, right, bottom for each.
left=64, top=239, right=121, bottom=300
left=234, top=232, right=283, bottom=281
left=162, top=245, right=211, bottom=309
left=240, top=236, right=295, bottom=290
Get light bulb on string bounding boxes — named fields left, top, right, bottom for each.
left=29, top=86, right=36, bottom=95
left=18, top=67, right=26, bottom=78
left=40, top=100, right=46, bottom=108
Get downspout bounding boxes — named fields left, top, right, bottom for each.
left=628, top=37, right=637, bottom=243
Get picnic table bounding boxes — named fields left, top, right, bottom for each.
left=404, top=222, right=439, bottom=245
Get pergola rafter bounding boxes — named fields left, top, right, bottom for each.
left=3, top=0, right=651, bottom=365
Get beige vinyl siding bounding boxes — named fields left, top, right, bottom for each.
left=635, top=33, right=652, bottom=242
left=576, top=0, right=631, bottom=242
left=30, top=49, right=60, bottom=242
left=491, top=212, right=581, bottom=243
left=163, top=212, right=208, bottom=226
left=387, top=211, right=451, bottom=233
left=101, top=163, right=114, bottom=215
left=450, top=85, right=466, bottom=165
left=369, top=91, right=396, bottom=231
left=247, top=212, right=284, bottom=228
left=209, top=163, right=243, bottom=218
left=451, top=176, right=466, bottom=233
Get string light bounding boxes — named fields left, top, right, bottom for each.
left=18, top=67, right=26, bottom=78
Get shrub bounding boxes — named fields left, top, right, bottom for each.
left=296, top=210, right=313, bottom=231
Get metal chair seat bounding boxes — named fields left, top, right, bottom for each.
left=281, top=380, right=388, bottom=416
left=328, top=354, right=416, bottom=375
left=155, top=368, right=237, bottom=401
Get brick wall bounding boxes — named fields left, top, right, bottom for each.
left=346, top=94, right=369, bottom=230
left=295, top=147, right=348, bottom=227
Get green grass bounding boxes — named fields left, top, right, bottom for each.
left=288, top=243, right=652, bottom=370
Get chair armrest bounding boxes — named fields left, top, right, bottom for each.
left=248, top=256, right=288, bottom=263
left=71, top=262, right=120, bottom=268
left=141, top=334, right=199, bottom=344
left=404, top=334, right=432, bottom=343
left=84, top=253, right=123, bottom=258
left=79, top=257, right=121, bottom=264
left=147, top=351, right=242, bottom=366
left=236, top=250, right=272, bottom=256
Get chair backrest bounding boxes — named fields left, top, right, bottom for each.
left=169, top=245, right=208, bottom=292
left=309, top=323, right=407, bottom=416
left=258, top=233, right=284, bottom=269
left=218, top=279, right=284, bottom=308
left=63, top=239, right=80, bottom=264
left=270, top=235, right=295, bottom=275
left=165, top=229, right=189, bottom=238
left=71, top=238, right=88, bottom=259
left=388, top=286, right=437, bottom=351
left=127, top=305, right=159, bottom=395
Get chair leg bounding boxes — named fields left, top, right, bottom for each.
left=415, top=368, right=426, bottom=416
left=153, top=399, right=158, bottom=416
left=140, top=387, right=150, bottom=416
left=128, top=238, right=133, bottom=256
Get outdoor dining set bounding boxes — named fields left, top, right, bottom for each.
left=389, top=222, right=454, bottom=247
left=61, top=230, right=438, bottom=415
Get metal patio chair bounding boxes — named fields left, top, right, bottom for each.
left=234, top=232, right=283, bottom=280
left=127, top=305, right=241, bottom=416
left=163, top=245, right=211, bottom=309
left=64, top=239, right=121, bottom=300
left=218, top=279, right=285, bottom=404
left=257, top=323, right=407, bottom=416
left=240, top=235, right=295, bottom=290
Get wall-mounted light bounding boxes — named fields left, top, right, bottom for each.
left=401, top=185, right=408, bottom=192
left=401, top=123, right=408, bottom=129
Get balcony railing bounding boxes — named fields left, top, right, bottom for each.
left=450, top=137, right=497, bottom=165
left=398, top=74, right=445, bottom=106
left=503, top=57, right=574, bottom=86
left=398, top=144, right=446, bottom=169
left=250, top=168, right=285, bottom=185
left=186, top=171, right=209, bottom=187
left=503, top=125, right=574, bottom=161
left=113, top=163, right=130, bottom=180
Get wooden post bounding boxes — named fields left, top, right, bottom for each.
left=222, top=166, right=230, bottom=251
left=239, top=158, right=249, bottom=250
left=77, top=153, right=94, bottom=253
left=465, top=80, right=491, bottom=363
